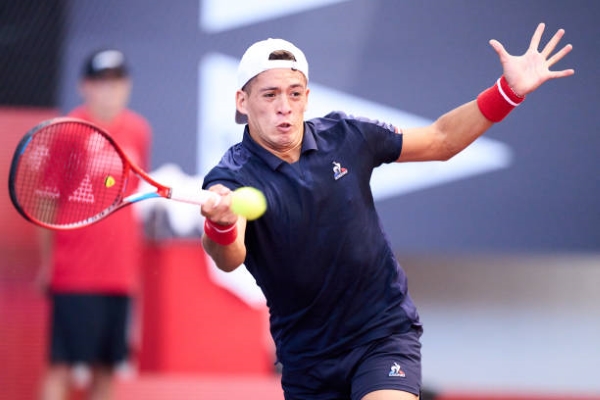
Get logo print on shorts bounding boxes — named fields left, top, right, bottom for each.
left=388, top=362, right=406, bottom=377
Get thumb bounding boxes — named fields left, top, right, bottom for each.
left=489, top=39, right=508, bottom=60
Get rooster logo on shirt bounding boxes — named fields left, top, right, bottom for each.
left=332, top=161, right=348, bottom=180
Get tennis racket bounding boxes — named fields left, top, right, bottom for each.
left=8, top=117, right=259, bottom=230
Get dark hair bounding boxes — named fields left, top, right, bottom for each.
left=243, top=50, right=298, bottom=92
left=268, top=50, right=296, bottom=61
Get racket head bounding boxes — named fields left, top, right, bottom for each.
left=8, top=117, right=133, bottom=229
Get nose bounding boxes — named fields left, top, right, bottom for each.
left=276, top=95, right=292, bottom=117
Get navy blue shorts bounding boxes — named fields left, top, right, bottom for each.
left=49, top=293, right=131, bottom=367
left=281, top=327, right=423, bottom=400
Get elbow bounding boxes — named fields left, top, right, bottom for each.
left=201, top=235, right=245, bottom=272
left=207, top=252, right=244, bottom=273
left=208, top=248, right=244, bottom=272
left=217, top=261, right=243, bottom=273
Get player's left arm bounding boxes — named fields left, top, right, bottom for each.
left=398, top=23, right=574, bottom=163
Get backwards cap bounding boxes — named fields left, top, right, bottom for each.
left=235, top=38, right=309, bottom=124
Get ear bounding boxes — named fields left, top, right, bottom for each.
left=235, top=89, right=248, bottom=116
left=303, top=87, right=310, bottom=113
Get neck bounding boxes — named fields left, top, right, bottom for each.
left=87, top=106, right=121, bottom=125
left=272, top=139, right=302, bottom=163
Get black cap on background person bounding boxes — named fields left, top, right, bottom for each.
left=82, top=49, right=129, bottom=80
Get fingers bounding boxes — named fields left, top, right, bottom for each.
left=533, top=23, right=572, bottom=66
left=206, top=191, right=223, bottom=208
left=488, top=39, right=507, bottom=58
left=529, top=22, right=546, bottom=51
left=204, top=187, right=229, bottom=211
left=490, top=22, right=574, bottom=90
left=209, top=183, right=232, bottom=197
left=547, top=43, right=573, bottom=68
left=201, top=184, right=238, bottom=225
left=529, top=23, right=574, bottom=78
left=540, top=26, right=575, bottom=76
left=548, top=67, right=576, bottom=80
left=541, top=28, right=566, bottom=58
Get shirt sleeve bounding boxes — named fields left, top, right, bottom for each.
left=202, top=164, right=243, bottom=191
left=343, top=114, right=403, bottom=166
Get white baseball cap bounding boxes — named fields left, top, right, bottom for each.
left=235, top=38, right=309, bottom=124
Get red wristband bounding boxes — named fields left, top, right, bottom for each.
left=477, top=76, right=525, bottom=123
left=204, top=219, right=237, bottom=246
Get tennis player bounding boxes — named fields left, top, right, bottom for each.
left=201, top=24, right=573, bottom=400
left=37, top=49, right=152, bottom=400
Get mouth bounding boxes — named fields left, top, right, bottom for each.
left=277, top=122, right=292, bottom=129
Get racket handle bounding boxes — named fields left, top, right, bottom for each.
left=168, top=185, right=221, bottom=206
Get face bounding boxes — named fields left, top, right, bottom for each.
left=79, top=76, right=132, bottom=122
left=236, top=68, right=309, bottom=160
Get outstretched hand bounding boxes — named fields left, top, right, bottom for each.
left=489, top=23, right=574, bottom=96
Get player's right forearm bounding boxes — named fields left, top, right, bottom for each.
left=201, top=226, right=246, bottom=272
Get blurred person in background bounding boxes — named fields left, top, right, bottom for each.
left=37, top=49, right=152, bottom=400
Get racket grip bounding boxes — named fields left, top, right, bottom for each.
left=169, top=185, right=221, bottom=206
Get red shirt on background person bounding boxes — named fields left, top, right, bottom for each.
left=37, top=48, right=152, bottom=400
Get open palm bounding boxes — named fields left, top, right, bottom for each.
left=490, top=23, right=574, bottom=96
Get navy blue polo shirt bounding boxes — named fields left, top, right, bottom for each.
left=203, top=111, right=421, bottom=366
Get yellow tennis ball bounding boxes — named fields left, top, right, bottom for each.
left=231, top=187, right=267, bottom=220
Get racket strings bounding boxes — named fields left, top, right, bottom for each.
left=13, top=121, right=127, bottom=228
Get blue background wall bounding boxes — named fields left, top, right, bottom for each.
left=58, top=0, right=599, bottom=252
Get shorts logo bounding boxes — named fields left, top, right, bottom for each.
left=388, top=362, right=406, bottom=377
left=332, top=161, right=348, bottom=180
